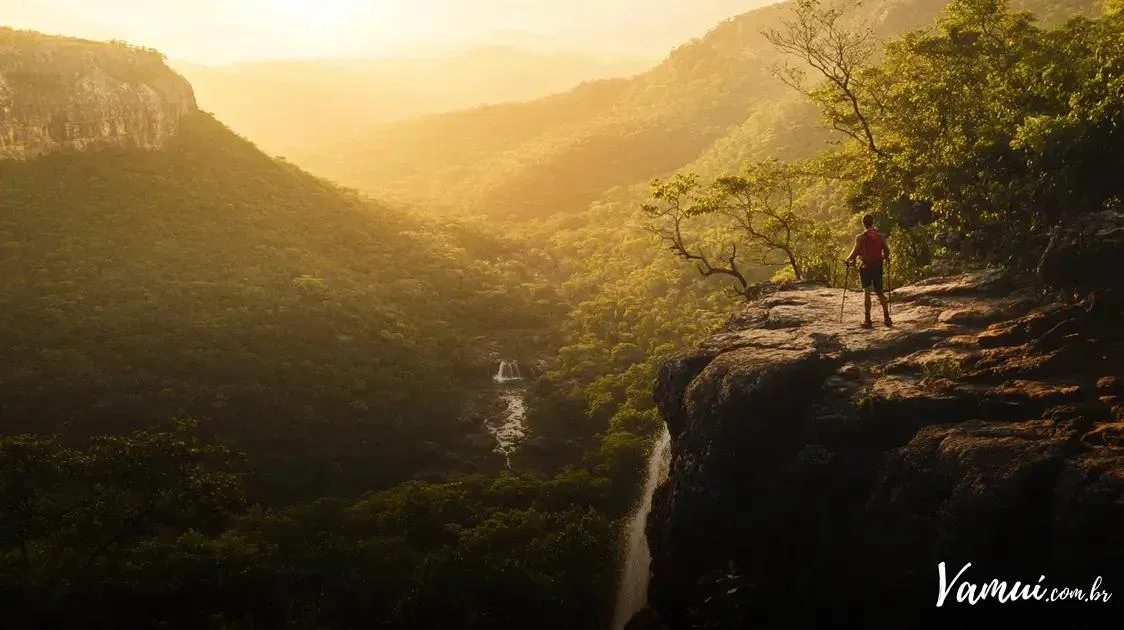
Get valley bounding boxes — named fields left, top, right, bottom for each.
left=2, top=0, right=1123, bottom=628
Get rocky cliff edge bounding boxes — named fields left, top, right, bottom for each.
left=0, top=29, right=196, bottom=160
left=641, top=212, right=1124, bottom=628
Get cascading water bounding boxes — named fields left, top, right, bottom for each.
left=488, top=360, right=527, bottom=466
left=490, top=391, right=527, bottom=467
left=494, top=360, right=523, bottom=383
left=612, top=426, right=672, bottom=629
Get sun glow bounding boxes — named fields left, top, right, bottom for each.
left=276, top=0, right=360, bottom=31
left=260, top=0, right=425, bottom=57
left=1, top=0, right=725, bottom=66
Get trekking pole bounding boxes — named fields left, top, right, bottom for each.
left=886, top=258, right=893, bottom=316
left=840, top=263, right=851, bottom=324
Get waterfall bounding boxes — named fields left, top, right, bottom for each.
left=488, top=360, right=527, bottom=466
left=612, top=427, right=672, bottom=630
left=494, top=360, right=523, bottom=383
left=489, top=391, right=527, bottom=467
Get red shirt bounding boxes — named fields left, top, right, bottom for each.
left=859, top=229, right=885, bottom=267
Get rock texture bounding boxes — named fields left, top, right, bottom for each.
left=0, top=28, right=195, bottom=160
left=644, top=269, right=1124, bottom=628
left=1039, top=210, right=1124, bottom=307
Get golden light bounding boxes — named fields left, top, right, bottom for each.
left=276, top=0, right=361, bottom=32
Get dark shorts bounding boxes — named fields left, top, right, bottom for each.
left=860, top=262, right=884, bottom=292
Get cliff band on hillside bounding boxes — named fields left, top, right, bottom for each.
left=638, top=213, right=1124, bottom=628
left=0, top=29, right=196, bottom=160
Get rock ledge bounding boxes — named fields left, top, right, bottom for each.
left=644, top=270, right=1124, bottom=628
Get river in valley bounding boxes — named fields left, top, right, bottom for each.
left=488, top=360, right=527, bottom=466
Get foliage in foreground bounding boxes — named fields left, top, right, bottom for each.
left=649, top=0, right=1124, bottom=293
left=0, top=424, right=621, bottom=630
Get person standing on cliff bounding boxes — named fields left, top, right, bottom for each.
left=845, top=214, right=892, bottom=329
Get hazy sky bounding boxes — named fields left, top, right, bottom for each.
left=2, top=0, right=774, bottom=65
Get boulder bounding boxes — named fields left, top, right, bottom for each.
left=647, top=270, right=1124, bottom=629
left=1038, top=211, right=1124, bottom=299
left=622, top=608, right=668, bottom=630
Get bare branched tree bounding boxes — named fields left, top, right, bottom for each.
left=709, top=160, right=809, bottom=281
left=763, top=0, right=883, bottom=157
left=641, top=174, right=756, bottom=299
left=643, top=162, right=818, bottom=299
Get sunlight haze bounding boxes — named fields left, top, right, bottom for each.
left=2, top=0, right=1122, bottom=627
left=3, top=0, right=775, bottom=64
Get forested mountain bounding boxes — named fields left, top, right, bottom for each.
left=0, top=41, right=560, bottom=501
left=293, top=0, right=1108, bottom=474
left=2, top=0, right=1122, bottom=627
left=0, top=32, right=627, bottom=629
left=290, top=0, right=1103, bottom=220
left=172, top=48, right=657, bottom=159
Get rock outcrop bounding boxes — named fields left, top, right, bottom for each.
left=644, top=269, right=1124, bottom=628
left=0, top=28, right=195, bottom=160
left=1038, top=210, right=1124, bottom=306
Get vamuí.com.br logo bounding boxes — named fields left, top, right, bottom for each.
left=937, top=563, right=1113, bottom=607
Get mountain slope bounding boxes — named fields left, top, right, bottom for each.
left=173, top=48, right=658, bottom=158
left=288, top=0, right=1104, bottom=220
left=0, top=28, right=195, bottom=158
left=0, top=33, right=550, bottom=502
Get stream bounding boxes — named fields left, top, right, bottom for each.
left=488, top=360, right=527, bottom=466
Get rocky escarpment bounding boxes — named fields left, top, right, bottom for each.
left=639, top=215, right=1124, bottom=628
left=0, top=28, right=195, bottom=160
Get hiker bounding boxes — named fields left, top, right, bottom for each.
left=845, top=214, right=892, bottom=328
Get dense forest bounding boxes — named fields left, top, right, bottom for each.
left=282, top=0, right=1104, bottom=221
left=0, top=110, right=568, bottom=501
left=2, top=0, right=1123, bottom=627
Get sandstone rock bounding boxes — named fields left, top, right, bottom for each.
left=1099, top=376, right=1123, bottom=395
left=891, top=268, right=1010, bottom=302
left=936, top=305, right=1004, bottom=326
left=0, top=29, right=196, bottom=160
left=1085, top=422, right=1124, bottom=447
left=1038, top=211, right=1124, bottom=298
left=883, top=348, right=972, bottom=376
left=989, top=379, right=1082, bottom=405
left=622, top=608, right=667, bottom=630
left=646, top=270, right=1124, bottom=629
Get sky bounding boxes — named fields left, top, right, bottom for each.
left=2, top=0, right=773, bottom=65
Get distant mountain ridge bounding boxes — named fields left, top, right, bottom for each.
left=171, top=47, right=660, bottom=158
left=282, top=0, right=1105, bottom=220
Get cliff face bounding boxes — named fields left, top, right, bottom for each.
left=0, top=29, right=196, bottom=160
left=642, top=214, right=1124, bottom=628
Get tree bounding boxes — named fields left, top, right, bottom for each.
left=764, top=0, right=883, bottom=157
left=0, top=421, right=245, bottom=626
left=766, top=0, right=1124, bottom=272
left=642, top=173, right=757, bottom=299
left=643, top=161, right=840, bottom=297
left=706, top=160, right=816, bottom=282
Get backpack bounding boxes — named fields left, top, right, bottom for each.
left=859, top=229, right=885, bottom=266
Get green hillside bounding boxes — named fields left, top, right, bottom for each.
left=0, top=111, right=556, bottom=502
left=1, top=1, right=1121, bottom=627
left=173, top=48, right=658, bottom=159
left=289, top=0, right=1103, bottom=221
left=396, top=0, right=1111, bottom=469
